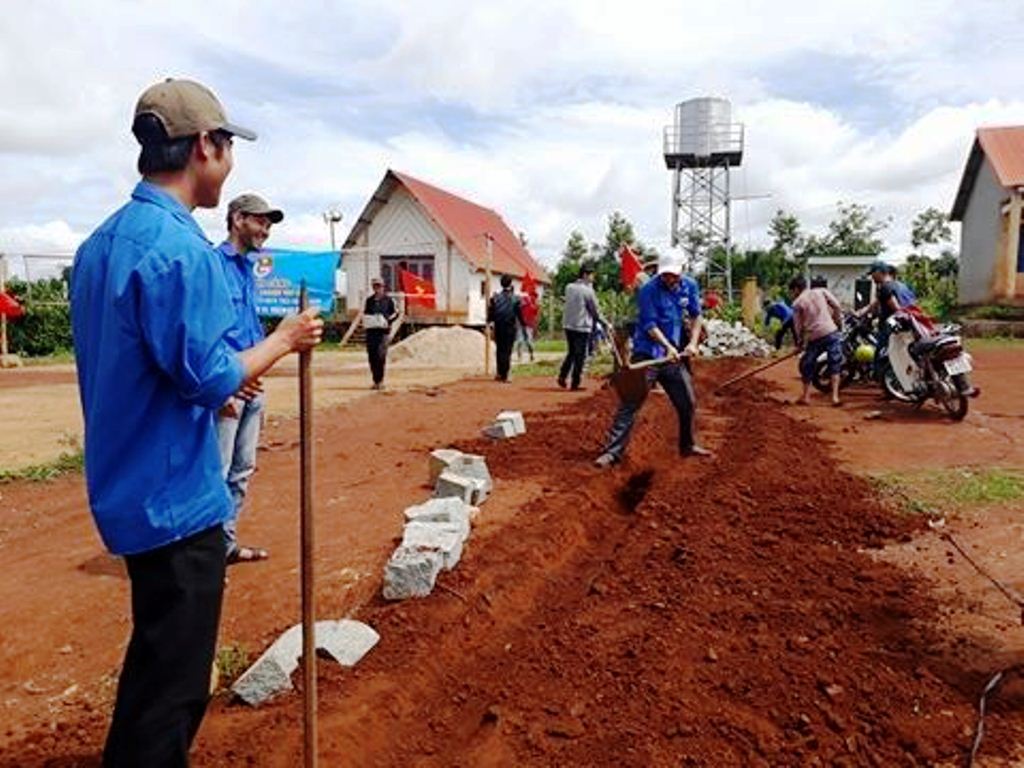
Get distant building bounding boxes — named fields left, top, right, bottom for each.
left=804, top=256, right=876, bottom=309
left=951, top=126, right=1024, bottom=305
left=342, top=170, right=548, bottom=325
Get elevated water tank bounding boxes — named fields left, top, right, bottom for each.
left=664, top=97, right=743, bottom=169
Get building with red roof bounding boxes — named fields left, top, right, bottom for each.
left=342, top=170, right=549, bottom=324
left=951, top=126, right=1024, bottom=305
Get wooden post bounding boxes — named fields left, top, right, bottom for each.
left=1004, top=193, right=1022, bottom=300
left=484, top=236, right=492, bottom=376
left=298, top=282, right=318, bottom=768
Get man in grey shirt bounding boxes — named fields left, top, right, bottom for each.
left=558, top=263, right=606, bottom=390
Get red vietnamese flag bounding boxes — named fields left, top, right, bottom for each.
left=521, top=271, right=538, bottom=298
left=619, top=244, right=642, bottom=289
left=398, top=268, right=436, bottom=308
left=0, top=291, right=24, bottom=319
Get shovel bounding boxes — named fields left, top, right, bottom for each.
left=607, top=339, right=683, bottom=406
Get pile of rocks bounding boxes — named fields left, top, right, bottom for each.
left=699, top=319, right=773, bottom=358
left=382, top=447, right=496, bottom=600
left=483, top=410, right=526, bottom=440
left=232, top=619, right=380, bottom=706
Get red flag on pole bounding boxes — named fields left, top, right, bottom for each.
left=619, top=244, right=643, bottom=290
left=521, top=271, right=538, bottom=298
left=0, top=292, right=24, bottom=319
left=398, top=269, right=436, bottom=308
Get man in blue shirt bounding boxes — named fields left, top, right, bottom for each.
left=216, top=193, right=283, bottom=565
left=595, top=258, right=712, bottom=466
left=71, top=79, right=322, bottom=767
left=763, top=298, right=797, bottom=350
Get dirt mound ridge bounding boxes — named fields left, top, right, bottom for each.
left=182, top=366, right=1024, bottom=766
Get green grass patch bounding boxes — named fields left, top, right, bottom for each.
left=20, top=349, right=76, bottom=366
left=214, top=643, right=251, bottom=690
left=0, top=448, right=84, bottom=483
left=873, top=467, right=1024, bottom=516
left=533, top=338, right=567, bottom=353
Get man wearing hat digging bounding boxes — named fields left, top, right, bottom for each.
left=215, top=193, right=284, bottom=565
left=71, top=78, right=323, bottom=766
left=595, top=255, right=711, bottom=467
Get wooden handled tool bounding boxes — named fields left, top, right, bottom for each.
left=713, top=350, right=799, bottom=394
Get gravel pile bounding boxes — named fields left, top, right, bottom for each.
left=389, top=326, right=495, bottom=369
left=699, top=319, right=774, bottom=358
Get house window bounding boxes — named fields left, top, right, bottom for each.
left=1018, top=226, right=1024, bottom=273
left=380, top=255, right=435, bottom=292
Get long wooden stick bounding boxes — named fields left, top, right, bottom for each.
left=484, top=235, right=492, bottom=376
left=298, top=282, right=318, bottom=768
left=713, top=349, right=799, bottom=393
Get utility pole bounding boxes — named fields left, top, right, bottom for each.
left=323, top=208, right=343, bottom=252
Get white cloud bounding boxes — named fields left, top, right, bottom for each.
left=1, top=0, right=1024, bottom=268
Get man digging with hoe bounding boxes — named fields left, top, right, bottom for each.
left=71, top=78, right=322, bottom=767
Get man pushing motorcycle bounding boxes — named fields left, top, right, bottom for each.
left=790, top=275, right=845, bottom=407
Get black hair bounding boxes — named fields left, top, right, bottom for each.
left=810, top=275, right=827, bottom=288
left=579, top=262, right=595, bottom=278
left=500, top=274, right=513, bottom=288
left=133, top=114, right=232, bottom=176
left=788, top=275, right=807, bottom=292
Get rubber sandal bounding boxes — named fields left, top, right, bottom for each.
left=227, top=546, right=269, bottom=565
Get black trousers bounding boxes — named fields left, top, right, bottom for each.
left=494, top=324, right=516, bottom=381
left=366, top=329, right=388, bottom=385
left=602, top=357, right=697, bottom=460
left=103, top=525, right=226, bottom=768
left=774, top=319, right=798, bottom=350
left=559, top=329, right=590, bottom=388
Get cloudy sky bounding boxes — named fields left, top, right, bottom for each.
left=2, top=0, right=1023, bottom=271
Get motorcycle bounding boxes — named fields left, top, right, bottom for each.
left=876, top=310, right=979, bottom=420
left=811, top=312, right=877, bottom=393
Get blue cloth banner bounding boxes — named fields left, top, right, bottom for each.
left=253, top=249, right=338, bottom=317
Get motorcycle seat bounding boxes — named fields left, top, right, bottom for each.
left=909, top=335, right=958, bottom=357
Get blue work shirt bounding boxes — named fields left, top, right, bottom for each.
left=71, top=181, right=245, bottom=556
left=632, top=274, right=702, bottom=358
left=764, top=300, right=794, bottom=325
left=216, top=241, right=266, bottom=351
left=893, top=280, right=917, bottom=307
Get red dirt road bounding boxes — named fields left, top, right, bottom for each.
left=2, top=351, right=1024, bottom=765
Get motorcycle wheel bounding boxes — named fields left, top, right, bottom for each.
left=882, top=366, right=914, bottom=402
left=812, top=358, right=855, bottom=393
left=938, top=379, right=969, bottom=421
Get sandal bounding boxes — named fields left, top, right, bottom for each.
left=227, top=546, right=269, bottom=565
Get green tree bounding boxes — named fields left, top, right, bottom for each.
left=594, top=211, right=648, bottom=292
left=910, top=207, right=952, bottom=255
left=810, top=202, right=889, bottom=256
left=5, top=276, right=73, bottom=357
left=768, top=209, right=803, bottom=258
left=551, top=229, right=592, bottom=297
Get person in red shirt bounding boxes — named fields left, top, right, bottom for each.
left=703, top=288, right=722, bottom=312
left=516, top=289, right=539, bottom=362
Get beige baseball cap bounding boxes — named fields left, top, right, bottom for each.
left=228, top=193, right=284, bottom=223
left=134, top=78, right=257, bottom=141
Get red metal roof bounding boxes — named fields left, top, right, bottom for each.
left=951, top=126, right=1024, bottom=221
left=345, top=169, right=548, bottom=282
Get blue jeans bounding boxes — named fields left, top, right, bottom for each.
left=800, top=332, right=843, bottom=383
left=216, top=395, right=264, bottom=552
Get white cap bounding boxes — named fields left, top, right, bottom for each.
left=657, top=246, right=688, bottom=276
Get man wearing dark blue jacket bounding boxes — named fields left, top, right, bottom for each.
left=71, top=78, right=322, bottom=767
left=595, top=258, right=711, bottom=466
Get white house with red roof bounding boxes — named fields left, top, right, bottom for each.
left=951, top=126, right=1024, bottom=305
left=342, top=170, right=549, bottom=325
